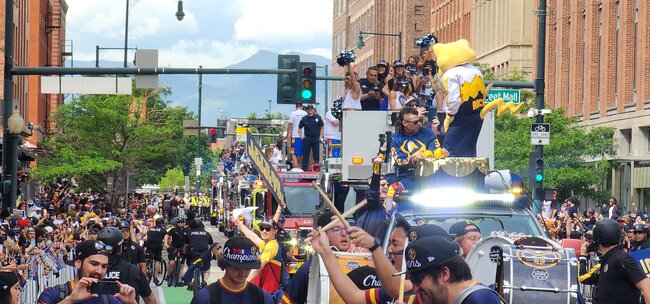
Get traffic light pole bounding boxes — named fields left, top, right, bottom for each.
left=196, top=66, right=203, bottom=193
left=532, top=0, right=547, bottom=216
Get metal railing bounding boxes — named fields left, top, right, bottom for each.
left=20, top=250, right=76, bottom=304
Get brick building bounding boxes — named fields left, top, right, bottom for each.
left=0, top=0, right=68, bottom=144
left=332, top=0, right=431, bottom=97
left=535, top=0, right=650, bottom=209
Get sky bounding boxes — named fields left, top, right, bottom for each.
left=65, top=0, right=333, bottom=68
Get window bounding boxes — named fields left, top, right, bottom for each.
left=621, top=129, right=632, bottom=156
left=414, top=5, right=424, bottom=15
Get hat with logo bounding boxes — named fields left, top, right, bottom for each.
left=407, top=224, right=452, bottom=243
left=304, top=104, right=315, bottom=110
left=377, top=60, right=389, bottom=67
left=68, top=240, right=111, bottom=266
left=449, top=221, right=481, bottom=238
left=0, top=272, right=18, bottom=297
left=393, top=60, right=405, bottom=67
left=347, top=266, right=381, bottom=290
left=222, top=236, right=261, bottom=269
left=258, top=217, right=277, bottom=229
left=396, top=236, right=460, bottom=275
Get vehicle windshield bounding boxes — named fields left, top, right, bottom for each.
left=404, top=212, right=544, bottom=237
left=284, top=186, right=320, bottom=216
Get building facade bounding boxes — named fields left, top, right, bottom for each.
left=535, top=0, right=650, bottom=210
left=0, top=0, right=67, bottom=144
left=332, top=0, right=431, bottom=97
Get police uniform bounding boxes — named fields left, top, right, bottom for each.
left=120, top=239, right=146, bottom=266
left=104, top=255, right=152, bottom=301
left=186, top=227, right=214, bottom=270
left=145, top=225, right=167, bottom=261
left=298, top=112, right=324, bottom=170
left=594, top=246, right=647, bottom=303
left=167, top=226, right=187, bottom=260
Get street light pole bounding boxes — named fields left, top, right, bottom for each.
left=532, top=0, right=547, bottom=215
left=2, top=0, right=18, bottom=211
left=124, top=0, right=129, bottom=67
left=196, top=65, right=203, bottom=193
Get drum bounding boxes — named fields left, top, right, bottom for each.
left=499, top=242, right=580, bottom=304
left=465, top=236, right=513, bottom=286
left=307, top=252, right=375, bottom=304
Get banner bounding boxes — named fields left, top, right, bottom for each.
left=245, top=130, right=285, bottom=206
left=630, top=248, right=650, bottom=278
left=41, top=247, right=63, bottom=272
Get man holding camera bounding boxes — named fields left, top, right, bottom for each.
left=37, top=240, right=137, bottom=304
left=358, top=66, right=384, bottom=111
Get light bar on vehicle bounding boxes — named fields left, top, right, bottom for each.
left=410, top=188, right=516, bottom=207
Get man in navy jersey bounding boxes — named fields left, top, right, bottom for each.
left=190, top=236, right=273, bottom=304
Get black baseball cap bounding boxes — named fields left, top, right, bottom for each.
left=347, top=266, right=382, bottom=290
left=407, top=224, right=452, bottom=243
left=222, top=236, right=261, bottom=269
left=295, top=102, right=303, bottom=107
left=448, top=221, right=481, bottom=238
left=0, top=272, right=18, bottom=297
left=395, top=236, right=461, bottom=275
left=393, top=60, right=405, bottom=67
left=317, top=211, right=336, bottom=228
left=377, top=60, right=389, bottom=67
left=67, top=240, right=111, bottom=266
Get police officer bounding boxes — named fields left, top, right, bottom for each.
left=144, top=218, right=167, bottom=285
left=186, top=218, right=214, bottom=285
left=275, top=214, right=292, bottom=264
left=165, top=217, right=187, bottom=286
left=591, top=218, right=650, bottom=303
left=118, top=221, right=146, bottom=274
left=97, top=227, right=156, bottom=304
left=297, top=104, right=324, bottom=170
left=630, top=223, right=650, bottom=252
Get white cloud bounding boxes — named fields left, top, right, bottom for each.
left=305, top=48, right=332, bottom=59
left=234, top=0, right=332, bottom=43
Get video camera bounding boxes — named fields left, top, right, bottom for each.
left=336, top=50, right=356, bottom=67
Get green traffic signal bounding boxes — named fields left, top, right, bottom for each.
left=535, top=173, right=543, bottom=182
left=301, top=89, right=313, bottom=99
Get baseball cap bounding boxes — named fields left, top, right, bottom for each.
left=347, top=266, right=382, bottom=290
left=448, top=221, right=481, bottom=238
left=396, top=75, right=409, bottom=86
left=259, top=218, right=277, bottom=229
left=222, top=236, right=261, bottom=269
left=296, top=101, right=303, bottom=107
left=0, top=272, right=18, bottom=297
left=377, top=60, right=388, bottom=67
left=393, top=60, right=405, bottom=67
left=317, top=211, right=336, bottom=228
left=395, top=236, right=460, bottom=275
left=68, top=240, right=111, bottom=265
left=304, top=104, right=315, bottom=110
left=407, top=224, right=452, bottom=243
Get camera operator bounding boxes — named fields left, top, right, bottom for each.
left=358, top=67, right=384, bottom=111
left=582, top=218, right=650, bottom=304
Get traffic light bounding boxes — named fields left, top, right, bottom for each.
left=277, top=54, right=300, bottom=104
left=208, top=128, right=217, bottom=143
left=299, top=62, right=316, bottom=103
left=528, top=151, right=542, bottom=189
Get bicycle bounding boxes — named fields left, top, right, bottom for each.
left=167, top=247, right=186, bottom=287
left=144, top=248, right=166, bottom=287
left=185, top=243, right=220, bottom=295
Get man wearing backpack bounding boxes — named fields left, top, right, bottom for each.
left=37, top=240, right=138, bottom=304
left=190, top=236, right=274, bottom=304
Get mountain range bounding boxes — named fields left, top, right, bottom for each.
left=72, top=50, right=333, bottom=122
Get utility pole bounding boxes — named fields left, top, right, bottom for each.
left=196, top=65, right=203, bottom=193
left=532, top=0, right=547, bottom=215
left=124, top=0, right=129, bottom=67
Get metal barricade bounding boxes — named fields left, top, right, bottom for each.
left=20, top=249, right=76, bottom=304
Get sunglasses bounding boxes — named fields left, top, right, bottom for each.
left=94, top=241, right=114, bottom=254
left=260, top=226, right=273, bottom=232
left=404, top=119, right=420, bottom=125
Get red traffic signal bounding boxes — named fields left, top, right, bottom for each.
left=209, top=128, right=216, bottom=135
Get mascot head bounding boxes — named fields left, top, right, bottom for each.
left=431, top=39, right=476, bottom=74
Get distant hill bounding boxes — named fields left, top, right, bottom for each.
left=72, top=50, right=333, bottom=122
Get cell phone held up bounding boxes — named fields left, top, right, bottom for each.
left=90, top=281, right=119, bottom=295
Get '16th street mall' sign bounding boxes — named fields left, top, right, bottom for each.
left=245, top=130, right=285, bottom=206
left=487, top=89, right=521, bottom=104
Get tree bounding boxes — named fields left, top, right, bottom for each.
left=31, top=84, right=210, bottom=201
left=159, top=168, right=185, bottom=190
left=494, top=105, right=615, bottom=201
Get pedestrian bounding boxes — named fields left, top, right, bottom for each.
left=190, top=236, right=274, bottom=304
left=588, top=218, right=650, bottom=303
left=235, top=217, right=284, bottom=293
left=448, top=221, right=482, bottom=258
left=37, top=240, right=138, bottom=304
left=286, top=102, right=307, bottom=168
left=96, top=227, right=155, bottom=304
left=297, top=104, right=324, bottom=171
left=607, top=198, right=622, bottom=219
left=0, top=272, right=21, bottom=304
left=323, top=107, right=341, bottom=159
left=396, top=236, right=503, bottom=304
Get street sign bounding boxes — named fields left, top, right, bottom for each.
left=487, top=89, right=521, bottom=104
left=183, top=120, right=199, bottom=136
left=236, top=127, right=247, bottom=142
left=194, top=157, right=203, bottom=166
left=531, top=123, right=550, bottom=145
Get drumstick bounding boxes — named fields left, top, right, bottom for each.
left=407, top=295, right=416, bottom=304
left=312, top=182, right=350, bottom=228
left=306, top=200, right=368, bottom=242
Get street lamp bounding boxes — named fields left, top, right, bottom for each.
left=7, top=111, right=24, bottom=134
left=356, top=31, right=403, bottom=61
left=176, top=0, right=185, bottom=21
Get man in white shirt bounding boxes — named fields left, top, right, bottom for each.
left=286, top=102, right=307, bottom=168
left=324, top=109, right=341, bottom=158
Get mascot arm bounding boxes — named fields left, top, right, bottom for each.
left=444, top=74, right=461, bottom=116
